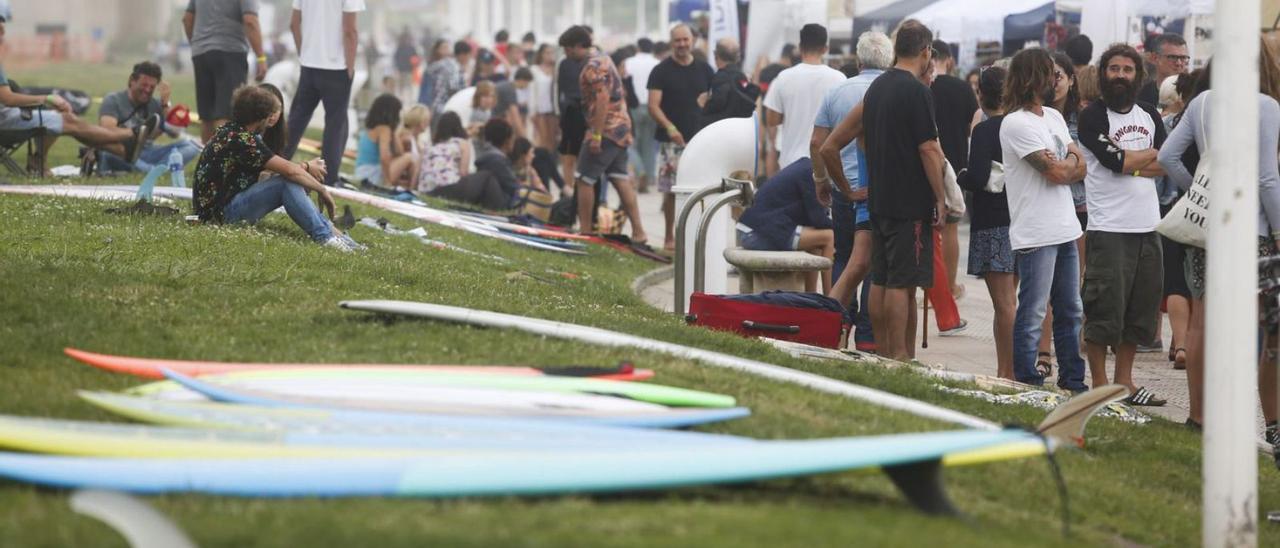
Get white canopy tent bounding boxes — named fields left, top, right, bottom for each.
left=905, top=0, right=1051, bottom=68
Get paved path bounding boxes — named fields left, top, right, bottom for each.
left=636, top=211, right=1270, bottom=429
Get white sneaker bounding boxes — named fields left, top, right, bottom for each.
left=322, top=235, right=357, bottom=252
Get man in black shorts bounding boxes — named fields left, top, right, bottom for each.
left=183, top=0, right=267, bottom=143
left=840, top=21, right=947, bottom=361
left=559, top=26, right=647, bottom=244
left=556, top=27, right=589, bottom=192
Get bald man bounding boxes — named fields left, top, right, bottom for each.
left=647, top=23, right=714, bottom=251
left=701, top=38, right=758, bottom=127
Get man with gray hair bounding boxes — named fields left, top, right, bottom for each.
left=700, top=38, right=759, bottom=127
left=812, top=30, right=892, bottom=351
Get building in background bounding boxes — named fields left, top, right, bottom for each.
left=6, top=0, right=179, bottom=63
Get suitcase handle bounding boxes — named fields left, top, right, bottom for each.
left=742, top=320, right=801, bottom=334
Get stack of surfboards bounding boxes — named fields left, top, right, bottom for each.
left=0, top=348, right=1060, bottom=502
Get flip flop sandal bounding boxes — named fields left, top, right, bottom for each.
left=1035, top=351, right=1053, bottom=379
left=1125, top=386, right=1167, bottom=407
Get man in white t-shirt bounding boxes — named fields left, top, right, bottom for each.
left=998, top=48, right=1089, bottom=392
left=281, top=0, right=365, bottom=186
left=1076, top=44, right=1168, bottom=406
left=625, top=38, right=660, bottom=193
left=763, top=23, right=846, bottom=169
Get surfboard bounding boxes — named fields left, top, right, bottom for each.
left=0, top=413, right=749, bottom=458
left=338, top=300, right=1001, bottom=431
left=0, top=429, right=1040, bottom=498
left=64, top=348, right=656, bottom=382
left=128, top=368, right=732, bottom=408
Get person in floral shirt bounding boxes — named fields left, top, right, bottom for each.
left=558, top=25, right=648, bottom=245
left=193, top=84, right=361, bottom=251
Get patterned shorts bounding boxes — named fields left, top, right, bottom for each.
left=967, top=225, right=1016, bottom=276
left=1185, top=236, right=1280, bottom=329
left=657, top=142, right=684, bottom=193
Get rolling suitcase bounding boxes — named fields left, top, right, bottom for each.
left=685, top=291, right=844, bottom=348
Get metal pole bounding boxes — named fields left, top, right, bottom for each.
left=1205, top=0, right=1260, bottom=546
left=693, top=190, right=743, bottom=294
left=673, top=183, right=733, bottom=315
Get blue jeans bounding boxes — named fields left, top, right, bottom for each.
left=1013, top=241, right=1087, bottom=390
left=99, top=140, right=201, bottom=174
left=832, top=192, right=874, bottom=344
left=282, top=67, right=354, bottom=186
left=629, top=106, right=658, bottom=180
left=222, top=176, right=333, bottom=243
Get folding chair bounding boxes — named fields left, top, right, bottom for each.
left=0, top=111, right=48, bottom=177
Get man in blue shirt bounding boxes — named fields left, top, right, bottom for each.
left=810, top=31, right=892, bottom=350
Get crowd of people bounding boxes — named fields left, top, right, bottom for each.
left=1, top=2, right=1278, bottom=455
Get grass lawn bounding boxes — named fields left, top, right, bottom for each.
left=1, top=62, right=1278, bottom=547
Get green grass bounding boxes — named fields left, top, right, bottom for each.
left=1, top=63, right=1278, bottom=547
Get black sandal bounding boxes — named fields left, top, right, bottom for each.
left=1125, top=386, right=1167, bottom=407
left=1035, top=351, right=1053, bottom=379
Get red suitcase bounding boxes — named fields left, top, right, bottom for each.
left=685, top=292, right=844, bottom=348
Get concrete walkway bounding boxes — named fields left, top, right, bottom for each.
left=632, top=202, right=1268, bottom=429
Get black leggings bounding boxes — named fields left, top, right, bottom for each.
left=428, top=172, right=512, bottom=210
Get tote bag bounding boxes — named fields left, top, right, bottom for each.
left=1155, top=103, right=1209, bottom=248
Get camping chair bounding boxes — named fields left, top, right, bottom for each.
left=0, top=120, right=46, bottom=177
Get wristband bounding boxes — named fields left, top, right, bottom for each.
left=44, top=95, right=55, bottom=107
left=665, top=124, right=678, bottom=134
left=257, top=54, right=268, bottom=63
left=1132, top=169, right=1141, bottom=177
left=592, top=132, right=602, bottom=141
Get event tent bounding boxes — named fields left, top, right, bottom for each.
left=850, top=0, right=940, bottom=38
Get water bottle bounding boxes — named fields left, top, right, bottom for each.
left=136, top=164, right=166, bottom=202
left=167, top=149, right=185, bottom=188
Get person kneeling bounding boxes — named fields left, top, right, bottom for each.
left=736, top=157, right=835, bottom=292
left=192, top=85, right=359, bottom=252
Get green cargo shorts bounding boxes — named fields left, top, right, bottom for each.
left=1081, top=231, right=1164, bottom=346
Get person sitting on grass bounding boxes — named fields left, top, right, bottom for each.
left=468, top=80, right=497, bottom=135
left=418, top=111, right=471, bottom=194
left=398, top=103, right=430, bottom=174
left=193, top=84, right=361, bottom=252
left=736, top=157, right=835, bottom=292
left=93, top=61, right=200, bottom=175
left=354, top=93, right=419, bottom=190
left=422, top=116, right=512, bottom=210
left=509, top=137, right=546, bottom=192
left=0, top=12, right=154, bottom=175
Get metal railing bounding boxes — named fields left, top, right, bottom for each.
left=672, top=177, right=755, bottom=315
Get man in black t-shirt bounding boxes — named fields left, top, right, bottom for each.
left=555, top=33, right=588, bottom=191
left=818, top=21, right=946, bottom=361
left=647, top=23, right=714, bottom=250
left=929, top=40, right=978, bottom=307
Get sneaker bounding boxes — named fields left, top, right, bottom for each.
left=124, top=113, right=160, bottom=165
left=1135, top=340, right=1164, bottom=353
left=322, top=235, right=358, bottom=252
left=336, top=231, right=367, bottom=251
left=938, top=319, right=969, bottom=337
left=1266, top=422, right=1280, bottom=469
left=78, top=148, right=96, bottom=177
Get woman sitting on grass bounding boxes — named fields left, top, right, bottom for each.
left=354, top=94, right=418, bottom=189
left=468, top=81, right=497, bottom=135
left=398, top=104, right=431, bottom=174
left=192, top=85, right=361, bottom=252
left=417, top=111, right=472, bottom=194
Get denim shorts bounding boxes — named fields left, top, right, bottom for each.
left=738, top=227, right=800, bottom=251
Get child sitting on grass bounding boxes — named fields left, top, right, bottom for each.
left=192, top=85, right=361, bottom=252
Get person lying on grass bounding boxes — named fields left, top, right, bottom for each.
left=736, top=157, right=835, bottom=292
left=192, top=84, right=362, bottom=252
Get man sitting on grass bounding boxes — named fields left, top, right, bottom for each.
left=92, top=61, right=201, bottom=175
left=0, top=9, right=154, bottom=174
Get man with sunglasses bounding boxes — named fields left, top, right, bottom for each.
left=1138, top=33, right=1188, bottom=108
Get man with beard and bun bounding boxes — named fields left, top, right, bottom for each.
left=1075, top=44, right=1168, bottom=405
left=998, top=47, right=1089, bottom=391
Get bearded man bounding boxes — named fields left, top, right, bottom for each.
left=1075, top=43, right=1169, bottom=406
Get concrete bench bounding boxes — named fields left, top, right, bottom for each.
left=722, top=248, right=832, bottom=294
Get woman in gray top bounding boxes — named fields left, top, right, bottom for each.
left=1156, top=47, right=1280, bottom=448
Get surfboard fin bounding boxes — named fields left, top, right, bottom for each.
left=882, top=459, right=959, bottom=516
left=1036, top=384, right=1130, bottom=448
left=70, top=489, right=196, bottom=548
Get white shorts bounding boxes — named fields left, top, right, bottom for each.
left=0, top=107, right=64, bottom=134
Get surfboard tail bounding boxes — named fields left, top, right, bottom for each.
left=1036, top=385, right=1130, bottom=448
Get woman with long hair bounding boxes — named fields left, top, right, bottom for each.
left=192, top=85, right=360, bottom=251
left=1158, top=38, right=1280, bottom=448
left=418, top=111, right=472, bottom=193
left=958, top=66, right=1017, bottom=379
left=355, top=93, right=418, bottom=189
